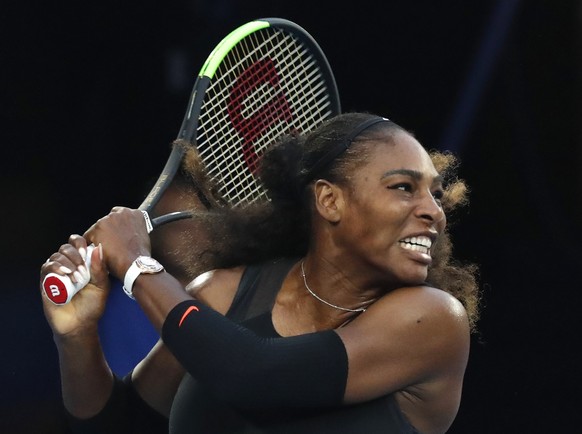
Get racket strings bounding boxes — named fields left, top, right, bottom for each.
left=197, top=27, right=336, bottom=206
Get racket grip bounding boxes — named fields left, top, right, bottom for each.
left=42, top=211, right=158, bottom=304
left=42, top=245, right=95, bottom=305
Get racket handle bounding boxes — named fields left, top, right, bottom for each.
left=42, top=245, right=95, bottom=305
left=41, top=210, right=184, bottom=305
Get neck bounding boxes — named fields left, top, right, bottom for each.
left=299, top=258, right=378, bottom=316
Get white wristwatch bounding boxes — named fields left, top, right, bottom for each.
left=123, top=256, right=165, bottom=299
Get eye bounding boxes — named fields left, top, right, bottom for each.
left=432, top=189, right=444, bottom=205
left=390, top=183, right=413, bottom=193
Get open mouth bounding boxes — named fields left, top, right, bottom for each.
left=399, top=236, right=432, bottom=255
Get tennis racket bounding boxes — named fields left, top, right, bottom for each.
left=145, top=16, right=341, bottom=217
left=43, top=17, right=341, bottom=304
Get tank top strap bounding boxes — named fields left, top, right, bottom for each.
left=226, top=258, right=298, bottom=323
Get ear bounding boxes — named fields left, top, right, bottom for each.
left=313, top=179, right=345, bottom=223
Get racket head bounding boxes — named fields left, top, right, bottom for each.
left=177, top=17, right=341, bottom=207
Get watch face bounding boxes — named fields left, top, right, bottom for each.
left=136, top=256, right=164, bottom=273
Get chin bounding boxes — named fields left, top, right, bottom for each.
left=399, top=270, right=428, bottom=286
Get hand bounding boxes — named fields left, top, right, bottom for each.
left=84, top=207, right=152, bottom=281
left=40, top=235, right=111, bottom=337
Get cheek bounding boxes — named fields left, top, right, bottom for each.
left=355, top=205, right=407, bottom=241
left=342, top=189, right=409, bottom=240
left=439, top=213, right=447, bottom=232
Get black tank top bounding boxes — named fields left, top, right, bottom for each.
left=169, top=258, right=420, bottom=434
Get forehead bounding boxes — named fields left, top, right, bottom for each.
left=363, top=130, right=438, bottom=176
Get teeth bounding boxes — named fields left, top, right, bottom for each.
left=400, top=236, right=432, bottom=248
left=399, top=236, right=432, bottom=254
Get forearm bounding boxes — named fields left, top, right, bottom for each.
left=54, top=328, right=114, bottom=418
left=56, top=330, right=170, bottom=434
left=106, top=273, right=189, bottom=416
left=161, top=300, right=348, bottom=409
left=132, top=339, right=186, bottom=417
left=131, top=272, right=193, bottom=333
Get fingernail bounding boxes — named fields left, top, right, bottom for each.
left=98, top=243, right=103, bottom=261
left=59, top=266, right=73, bottom=274
left=78, top=265, right=89, bottom=280
left=78, top=247, right=87, bottom=260
left=73, top=271, right=83, bottom=283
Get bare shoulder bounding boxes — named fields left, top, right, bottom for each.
left=367, top=285, right=470, bottom=364
left=185, top=266, right=246, bottom=315
left=383, top=285, right=469, bottom=328
left=337, top=285, right=470, bottom=404
left=361, top=287, right=470, bottom=434
left=345, top=285, right=469, bottom=338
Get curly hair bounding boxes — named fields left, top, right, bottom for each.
left=426, top=150, right=480, bottom=331
left=176, top=112, right=481, bottom=332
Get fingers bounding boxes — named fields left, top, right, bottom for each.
left=78, top=207, right=153, bottom=280
left=88, top=243, right=109, bottom=287
left=68, top=234, right=89, bottom=259
left=84, top=207, right=152, bottom=252
left=41, top=239, right=91, bottom=285
left=84, top=207, right=145, bottom=236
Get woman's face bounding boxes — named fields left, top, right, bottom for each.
left=336, top=130, right=446, bottom=286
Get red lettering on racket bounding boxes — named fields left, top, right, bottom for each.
left=228, top=59, right=293, bottom=174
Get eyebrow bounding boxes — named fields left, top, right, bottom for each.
left=381, top=169, right=444, bottom=185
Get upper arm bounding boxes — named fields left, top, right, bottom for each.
left=335, top=286, right=470, bottom=404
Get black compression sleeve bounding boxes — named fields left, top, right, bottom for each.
left=161, top=300, right=348, bottom=409
left=66, top=374, right=130, bottom=434
left=66, top=373, right=168, bottom=434
left=124, top=373, right=169, bottom=433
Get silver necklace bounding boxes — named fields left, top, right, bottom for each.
left=300, top=261, right=366, bottom=313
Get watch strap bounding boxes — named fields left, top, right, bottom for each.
left=123, top=261, right=142, bottom=299
left=123, top=256, right=164, bottom=299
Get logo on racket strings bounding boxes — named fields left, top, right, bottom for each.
left=228, top=59, right=293, bottom=174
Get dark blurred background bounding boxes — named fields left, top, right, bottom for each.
left=1, top=0, right=580, bottom=432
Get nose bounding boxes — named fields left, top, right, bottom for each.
left=416, top=190, right=445, bottom=224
